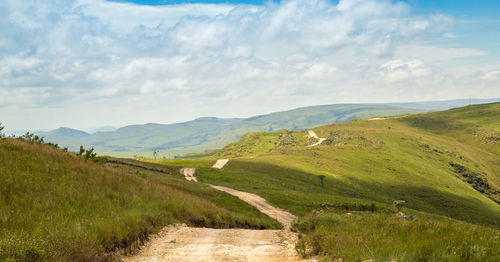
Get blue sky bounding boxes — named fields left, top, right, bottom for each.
left=114, top=0, right=500, bottom=18
left=112, top=0, right=500, bottom=59
left=1, top=0, right=499, bottom=131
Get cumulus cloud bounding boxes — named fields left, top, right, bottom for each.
left=380, top=59, right=433, bottom=83
left=0, top=0, right=497, bottom=130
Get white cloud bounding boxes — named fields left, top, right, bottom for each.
left=0, top=0, right=498, bottom=130
left=380, top=59, right=433, bottom=83
left=482, top=70, right=500, bottom=81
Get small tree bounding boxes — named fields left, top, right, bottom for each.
left=0, top=122, right=4, bottom=137
left=84, top=147, right=96, bottom=160
left=78, top=145, right=85, bottom=156
left=153, top=150, right=159, bottom=159
left=19, top=132, right=44, bottom=144
left=318, top=175, right=326, bottom=187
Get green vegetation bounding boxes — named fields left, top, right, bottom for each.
left=150, top=103, right=500, bottom=261
left=180, top=149, right=221, bottom=159
left=3, top=103, right=499, bottom=261
left=294, top=212, right=500, bottom=261
left=39, top=104, right=421, bottom=155
left=0, top=138, right=279, bottom=261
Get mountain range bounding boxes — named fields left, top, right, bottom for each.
left=36, top=98, right=499, bottom=156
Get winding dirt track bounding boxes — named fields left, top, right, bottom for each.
left=209, top=185, right=296, bottom=229
left=306, top=130, right=326, bottom=147
left=122, top=225, right=301, bottom=262
left=123, top=184, right=310, bottom=262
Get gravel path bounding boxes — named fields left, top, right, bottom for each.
left=306, top=130, right=325, bottom=147
left=123, top=184, right=311, bottom=262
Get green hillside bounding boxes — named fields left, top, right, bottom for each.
left=147, top=103, right=500, bottom=261
left=40, top=104, right=420, bottom=156
left=0, top=138, right=279, bottom=261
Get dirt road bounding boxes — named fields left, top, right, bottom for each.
left=209, top=185, right=296, bottom=229
left=179, top=168, right=197, bottom=182
left=122, top=225, right=301, bottom=262
left=307, top=130, right=325, bottom=147
left=212, top=159, right=230, bottom=169
left=368, top=115, right=408, bottom=121
left=123, top=185, right=308, bottom=261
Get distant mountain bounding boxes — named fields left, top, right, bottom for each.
left=388, top=98, right=500, bottom=111
left=37, top=127, right=90, bottom=138
left=39, top=104, right=419, bottom=153
left=88, top=126, right=117, bottom=133
left=38, top=99, right=499, bottom=155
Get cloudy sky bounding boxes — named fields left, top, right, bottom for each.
left=1, top=0, right=499, bottom=132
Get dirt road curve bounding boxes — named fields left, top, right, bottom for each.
left=122, top=185, right=310, bottom=262
left=179, top=168, right=197, bottom=182
left=307, top=130, right=319, bottom=139
left=306, top=130, right=326, bottom=147
left=122, top=225, right=302, bottom=262
left=209, top=185, right=296, bottom=229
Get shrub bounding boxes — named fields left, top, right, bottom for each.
left=17, top=132, right=44, bottom=144
left=84, top=147, right=97, bottom=161
left=78, top=145, right=85, bottom=156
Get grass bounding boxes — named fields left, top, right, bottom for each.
left=180, top=149, right=221, bottom=159
left=0, top=138, right=279, bottom=261
left=294, top=212, right=500, bottom=261
left=145, top=103, right=500, bottom=261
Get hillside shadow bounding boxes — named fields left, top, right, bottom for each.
left=200, top=160, right=500, bottom=229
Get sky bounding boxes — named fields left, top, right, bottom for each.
left=1, top=0, right=499, bottom=132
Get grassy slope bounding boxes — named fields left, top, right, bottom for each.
left=400, top=103, right=500, bottom=189
left=201, top=103, right=500, bottom=225
left=0, top=139, right=279, bottom=261
left=294, top=212, right=500, bottom=261
left=146, top=103, right=500, bottom=261
left=44, top=105, right=420, bottom=156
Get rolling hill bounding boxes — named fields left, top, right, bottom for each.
left=35, top=99, right=499, bottom=158
left=146, top=102, right=500, bottom=261
left=38, top=104, right=422, bottom=156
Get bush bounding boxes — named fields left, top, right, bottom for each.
left=17, top=132, right=44, bottom=144
left=77, top=146, right=99, bottom=162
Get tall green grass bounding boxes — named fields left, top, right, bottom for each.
left=294, top=212, right=500, bottom=262
left=0, top=139, right=279, bottom=261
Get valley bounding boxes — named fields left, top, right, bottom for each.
left=1, top=102, right=499, bottom=261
